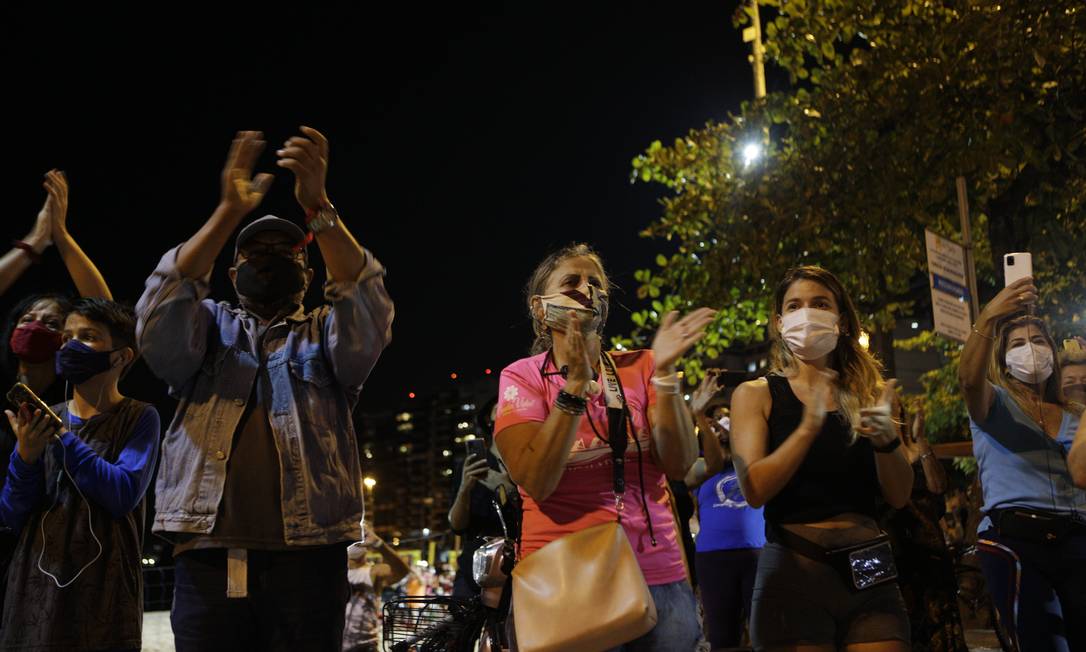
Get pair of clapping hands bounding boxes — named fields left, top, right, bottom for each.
left=691, top=367, right=902, bottom=447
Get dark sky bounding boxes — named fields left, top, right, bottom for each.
left=2, top=2, right=754, bottom=410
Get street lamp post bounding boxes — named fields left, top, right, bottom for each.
left=741, top=2, right=770, bottom=154
left=742, top=0, right=767, bottom=100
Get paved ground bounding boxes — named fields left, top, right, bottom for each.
left=142, top=611, right=174, bottom=652
left=965, top=628, right=1003, bottom=652
left=143, top=610, right=1005, bottom=651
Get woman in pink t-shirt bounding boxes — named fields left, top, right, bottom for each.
left=495, top=243, right=715, bottom=651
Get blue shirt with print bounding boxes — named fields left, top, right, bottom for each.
left=695, top=465, right=766, bottom=552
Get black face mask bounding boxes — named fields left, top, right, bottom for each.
left=235, top=256, right=306, bottom=305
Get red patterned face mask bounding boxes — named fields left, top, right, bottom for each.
left=9, top=321, right=63, bottom=364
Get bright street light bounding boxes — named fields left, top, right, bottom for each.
left=363, top=476, right=377, bottom=490
left=741, top=142, right=763, bottom=167
left=858, top=331, right=871, bottom=350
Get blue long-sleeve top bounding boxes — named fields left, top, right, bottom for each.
left=0, top=405, right=160, bottom=531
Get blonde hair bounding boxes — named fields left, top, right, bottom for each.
left=1058, top=343, right=1086, bottom=368
left=1059, top=343, right=1086, bottom=415
left=990, top=315, right=1081, bottom=418
left=768, top=266, right=885, bottom=441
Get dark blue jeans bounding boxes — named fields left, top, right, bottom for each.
left=171, top=546, right=349, bottom=652
left=977, top=528, right=1086, bottom=652
left=605, top=580, right=701, bottom=652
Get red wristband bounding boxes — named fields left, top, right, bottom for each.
left=12, top=241, right=42, bottom=264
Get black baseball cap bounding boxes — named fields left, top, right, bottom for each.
left=234, top=215, right=308, bottom=262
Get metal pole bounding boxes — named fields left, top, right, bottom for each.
left=956, top=176, right=980, bottom=322
left=747, top=0, right=767, bottom=100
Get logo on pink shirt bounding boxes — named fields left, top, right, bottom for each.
left=501, top=385, right=538, bottom=414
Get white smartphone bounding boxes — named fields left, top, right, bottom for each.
left=1003, top=252, right=1033, bottom=287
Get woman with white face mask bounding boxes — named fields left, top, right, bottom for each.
left=960, top=276, right=1086, bottom=651
left=495, top=243, right=714, bottom=651
left=730, top=266, right=914, bottom=651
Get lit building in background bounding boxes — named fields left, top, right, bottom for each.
left=356, top=373, right=498, bottom=549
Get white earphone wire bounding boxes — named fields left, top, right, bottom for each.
left=36, top=380, right=103, bottom=588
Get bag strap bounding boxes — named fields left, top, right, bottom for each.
left=600, top=353, right=627, bottom=499
left=772, top=521, right=891, bottom=558
left=769, top=522, right=829, bottom=562
left=601, top=353, right=657, bottom=546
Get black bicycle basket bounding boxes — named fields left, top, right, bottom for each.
left=382, top=595, right=484, bottom=652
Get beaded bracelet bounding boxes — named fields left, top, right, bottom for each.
left=554, top=389, right=587, bottom=415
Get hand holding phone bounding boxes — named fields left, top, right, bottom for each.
left=1003, top=252, right=1033, bottom=287
left=6, top=383, right=63, bottom=430
left=462, top=441, right=492, bottom=490
left=4, top=385, right=63, bottom=464
left=465, top=438, right=488, bottom=460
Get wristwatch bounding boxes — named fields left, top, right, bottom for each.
left=305, top=201, right=339, bottom=235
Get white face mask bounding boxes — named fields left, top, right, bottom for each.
left=535, top=284, right=609, bottom=338
left=1005, top=343, right=1054, bottom=384
left=780, top=308, right=840, bottom=361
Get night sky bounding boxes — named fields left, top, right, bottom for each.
left=3, top=3, right=762, bottom=410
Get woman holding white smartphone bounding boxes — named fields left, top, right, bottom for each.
left=960, top=272, right=1086, bottom=651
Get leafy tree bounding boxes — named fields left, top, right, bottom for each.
left=626, top=0, right=1086, bottom=395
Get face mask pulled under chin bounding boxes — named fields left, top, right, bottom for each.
left=536, top=285, right=609, bottom=338
left=780, top=308, right=840, bottom=361
left=235, top=256, right=306, bottom=306
left=1005, top=343, right=1054, bottom=384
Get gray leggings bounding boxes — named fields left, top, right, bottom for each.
left=750, top=524, right=910, bottom=649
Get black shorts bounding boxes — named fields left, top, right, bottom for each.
left=750, top=526, right=910, bottom=649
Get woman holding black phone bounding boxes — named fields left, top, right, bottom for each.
left=960, top=274, right=1086, bottom=651
left=448, top=400, right=520, bottom=599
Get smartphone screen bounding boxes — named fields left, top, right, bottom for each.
left=6, top=383, right=63, bottom=429
left=1003, top=252, right=1033, bottom=287
left=465, top=438, right=488, bottom=460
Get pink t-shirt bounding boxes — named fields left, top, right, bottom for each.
left=494, top=349, right=686, bottom=586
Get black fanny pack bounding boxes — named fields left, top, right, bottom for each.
left=991, top=508, right=1084, bottom=544
left=772, top=525, right=898, bottom=592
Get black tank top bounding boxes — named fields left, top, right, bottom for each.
left=764, top=374, right=881, bottom=525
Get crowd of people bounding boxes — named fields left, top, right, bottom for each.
left=0, top=126, right=1083, bottom=652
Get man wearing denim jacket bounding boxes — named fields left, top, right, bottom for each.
left=136, top=128, right=393, bottom=652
